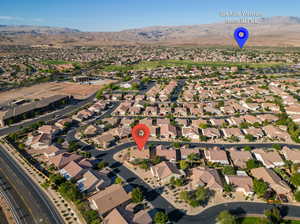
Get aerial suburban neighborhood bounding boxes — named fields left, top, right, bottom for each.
left=1, top=2, right=300, bottom=224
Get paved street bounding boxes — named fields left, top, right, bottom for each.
left=0, top=145, right=64, bottom=224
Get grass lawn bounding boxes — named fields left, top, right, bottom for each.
left=42, top=60, right=71, bottom=65
left=237, top=217, right=300, bottom=224
left=102, top=59, right=287, bottom=72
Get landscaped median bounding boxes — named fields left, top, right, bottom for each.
left=0, top=137, right=86, bottom=224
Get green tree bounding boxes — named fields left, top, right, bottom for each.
left=253, top=178, right=268, bottom=197
left=132, top=187, right=144, bottom=203
left=97, top=161, right=108, bottom=170
left=154, top=211, right=168, bottom=224
left=272, top=144, right=281, bottom=151
left=58, top=182, right=82, bottom=201
left=49, top=174, right=65, bottom=187
left=179, top=160, right=189, bottom=170
left=243, top=145, right=252, bottom=151
left=294, top=190, right=300, bottom=202
left=264, top=207, right=282, bottom=224
left=290, top=173, right=300, bottom=186
left=170, top=176, right=184, bottom=187
left=245, top=134, right=255, bottom=142
left=216, top=210, right=237, bottom=224
left=115, top=177, right=123, bottom=184
left=223, top=183, right=234, bottom=193
left=222, top=166, right=236, bottom=175
left=195, top=186, right=209, bottom=202
left=246, top=159, right=261, bottom=170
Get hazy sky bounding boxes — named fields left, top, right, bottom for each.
left=0, top=0, right=299, bottom=31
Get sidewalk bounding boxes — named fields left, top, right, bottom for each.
left=0, top=138, right=86, bottom=224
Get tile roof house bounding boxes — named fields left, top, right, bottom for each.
left=151, top=161, right=184, bottom=183
left=242, top=115, right=261, bottom=124
left=243, top=127, right=264, bottom=139
left=251, top=167, right=291, bottom=197
left=227, top=117, right=245, bottom=126
left=210, top=119, right=226, bottom=127
left=228, top=148, right=252, bottom=169
left=59, top=161, right=86, bottom=180
left=89, top=184, right=131, bottom=216
left=191, top=119, right=207, bottom=128
left=132, top=210, right=152, bottom=224
left=38, top=125, right=59, bottom=136
left=92, top=133, right=115, bottom=148
left=190, top=167, right=223, bottom=192
left=55, top=118, right=73, bottom=129
left=139, top=118, right=153, bottom=127
left=281, top=146, right=300, bottom=164
left=182, top=126, right=199, bottom=140
left=130, top=147, right=151, bottom=161
left=201, top=128, right=221, bottom=139
left=256, top=114, right=278, bottom=122
left=49, top=152, right=82, bottom=169
left=155, top=145, right=177, bottom=162
left=225, top=175, right=253, bottom=196
left=286, top=105, right=300, bottom=115
left=103, top=208, right=128, bottom=224
left=179, top=147, right=199, bottom=160
left=26, top=133, right=52, bottom=149
left=72, top=109, right=94, bottom=122
left=262, top=125, right=290, bottom=141
left=43, top=145, right=64, bottom=158
left=252, top=149, right=284, bottom=168
left=159, top=124, right=177, bottom=139
left=77, top=170, right=110, bottom=193
left=204, top=147, right=229, bottom=165
left=222, top=128, right=244, bottom=139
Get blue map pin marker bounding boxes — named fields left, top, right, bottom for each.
left=234, top=27, right=249, bottom=48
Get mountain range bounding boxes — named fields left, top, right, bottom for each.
left=1, top=16, right=300, bottom=47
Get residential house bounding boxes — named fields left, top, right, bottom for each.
left=281, top=146, right=300, bottom=164
left=156, top=145, right=177, bottom=162
left=190, top=167, right=223, bottom=192
left=251, top=167, right=292, bottom=198
left=103, top=208, right=128, bottom=224
left=26, top=133, right=52, bottom=149
left=151, top=161, right=184, bottom=183
left=252, top=149, right=284, bottom=168
left=180, top=147, right=199, bottom=160
left=59, top=161, right=86, bottom=180
left=225, top=175, right=253, bottom=196
left=130, top=147, right=151, bottom=161
left=228, top=147, right=252, bottom=169
left=55, top=118, right=73, bottom=129
left=182, top=126, right=199, bottom=140
left=89, top=184, right=131, bottom=216
left=222, top=128, right=244, bottom=139
left=77, top=170, right=109, bottom=193
left=159, top=124, right=177, bottom=139
left=204, top=147, right=229, bottom=165
left=92, top=133, right=115, bottom=148
left=201, top=128, right=221, bottom=139
left=262, top=125, right=290, bottom=140
left=49, top=152, right=82, bottom=169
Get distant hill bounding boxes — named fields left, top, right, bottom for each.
left=1, top=16, right=300, bottom=47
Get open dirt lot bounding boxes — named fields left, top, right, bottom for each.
left=0, top=80, right=116, bottom=104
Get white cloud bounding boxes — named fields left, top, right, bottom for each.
left=0, top=16, right=24, bottom=21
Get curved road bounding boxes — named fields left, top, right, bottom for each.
left=0, top=145, right=64, bottom=224
left=83, top=141, right=300, bottom=223
left=1, top=80, right=300, bottom=223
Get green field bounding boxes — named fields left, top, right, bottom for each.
left=102, top=59, right=287, bottom=72
left=237, top=217, right=300, bottom=224
left=42, top=60, right=71, bottom=65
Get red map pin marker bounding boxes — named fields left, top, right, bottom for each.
left=132, top=124, right=150, bottom=151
